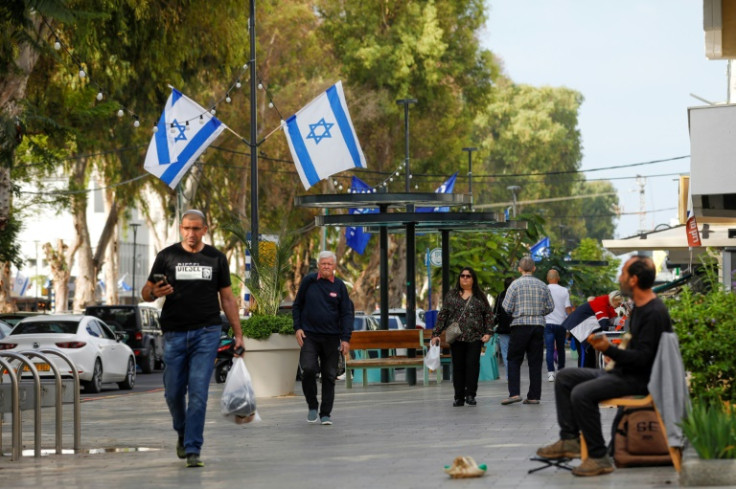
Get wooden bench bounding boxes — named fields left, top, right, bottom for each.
left=345, top=330, right=437, bottom=388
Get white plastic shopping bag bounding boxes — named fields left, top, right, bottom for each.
left=424, top=344, right=441, bottom=371
left=220, top=357, right=261, bottom=424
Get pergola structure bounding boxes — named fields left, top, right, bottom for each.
left=296, top=192, right=527, bottom=382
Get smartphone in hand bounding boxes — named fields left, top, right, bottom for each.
left=152, top=273, right=168, bottom=285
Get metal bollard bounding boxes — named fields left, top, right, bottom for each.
left=21, top=351, right=63, bottom=454
left=0, top=352, right=42, bottom=457
left=0, top=357, right=21, bottom=461
left=40, top=349, right=81, bottom=453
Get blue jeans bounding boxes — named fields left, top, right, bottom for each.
left=544, top=323, right=567, bottom=372
left=163, top=325, right=220, bottom=455
left=497, top=334, right=510, bottom=378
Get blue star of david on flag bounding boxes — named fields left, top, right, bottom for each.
left=172, top=120, right=187, bottom=142
left=283, top=81, right=367, bottom=190
left=144, top=88, right=227, bottom=189
left=306, top=118, right=334, bottom=144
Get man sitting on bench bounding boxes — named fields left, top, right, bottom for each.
left=536, top=255, right=672, bottom=477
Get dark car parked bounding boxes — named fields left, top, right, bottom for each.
left=84, top=304, right=164, bottom=373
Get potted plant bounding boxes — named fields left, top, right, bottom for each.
left=228, top=227, right=301, bottom=398
left=666, top=258, right=736, bottom=485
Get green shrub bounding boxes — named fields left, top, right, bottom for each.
left=666, top=264, right=736, bottom=404
left=679, top=399, right=736, bottom=459
left=239, top=314, right=294, bottom=340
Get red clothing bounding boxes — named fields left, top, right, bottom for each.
left=589, top=295, right=617, bottom=322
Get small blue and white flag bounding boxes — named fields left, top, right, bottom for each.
left=117, top=274, right=132, bottom=292
left=12, top=272, right=29, bottom=296
left=346, top=177, right=378, bottom=254
left=144, top=88, right=227, bottom=189
left=530, top=236, right=550, bottom=262
left=417, top=172, right=458, bottom=213
left=283, top=81, right=366, bottom=190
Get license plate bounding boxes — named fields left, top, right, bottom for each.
left=23, top=363, right=51, bottom=372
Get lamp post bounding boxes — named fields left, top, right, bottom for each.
left=130, top=223, right=141, bottom=304
left=507, top=185, right=521, bottom=217
left=462, top=147, right=477, bottom=210
left=396, top=98, right=417, bottom=192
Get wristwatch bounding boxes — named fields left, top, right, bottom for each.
left=149, top=290, right=156, bottom=301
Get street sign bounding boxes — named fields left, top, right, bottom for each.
left=429, top=248, right=442, bottom=267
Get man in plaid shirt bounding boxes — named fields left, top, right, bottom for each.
left=501, top=256, right=554, bottom=405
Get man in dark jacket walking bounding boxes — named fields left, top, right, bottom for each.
left=293, top=251, right=353, bottom=425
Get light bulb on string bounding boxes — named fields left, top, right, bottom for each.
left=133, top=119, right=140, bottom=128
left=96, top=91, right=103, bottom=101
left=117, top=109, right=124, bottom=118
left=414, top=184, right=419, bottom=189
left=53, top=40, right=61, bottom=50
left=226, top=96, right=232, bottom=103
left=152, top=124, right=158, bottom=134
left=258, top=83, right=263, bottom=90
left=409, top=174, right=413, bottom=179
left=389, top=177, right=394, bottom=182
left=236, top=81, right=242, bottom=89
left=79, top=68, right=86, bottom=79
left=338, top=184, right=344, bottom=191
left=268, top=102, right=274, bottom=108
left=210, top=108, right=216, bottom=115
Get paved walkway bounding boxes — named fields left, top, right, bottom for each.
left=1, top=367, right=683, bottom=489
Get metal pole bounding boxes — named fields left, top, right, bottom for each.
left=396, top=99, right=417, bottom=192
left=130, top=223, right=140, bottom=304
left=462, top=147, right=477, bottom=210
left=507, top=185, right=521, bottom=217
left=249, top=0, right=259, bottom=283
left=379, top=205, right=389, bottom=383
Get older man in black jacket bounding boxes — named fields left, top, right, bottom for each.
left=293, top=251, right=353, bottom=426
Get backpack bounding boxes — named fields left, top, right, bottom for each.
left=610, top=406, right=672, bottom=467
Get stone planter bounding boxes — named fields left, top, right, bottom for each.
left=242, top=334, right=300, bottom=398
left=680, top=447, right=736, bottom=486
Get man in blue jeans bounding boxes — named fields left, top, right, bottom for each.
left=544, top=269, right=572, bottom=382
left=142, top=209, right=243, bottom=468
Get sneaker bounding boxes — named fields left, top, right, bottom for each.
left=186, top=453, right=204, bottom=468
left=307, top=409, right=319, bottom=423
left=536, top=438, right=581, bottom=459
left=548, top=372, right=555, bottom=382
left=320, top=416, right=332, bottom=425
left=336, top=373, right=346, bottom=380
left=572, top=455, right=614, bottom=477
left=176, top=436, right=186, bottom=459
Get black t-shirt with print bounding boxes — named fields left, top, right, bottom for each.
left=148, top=242, right=231, bottom=332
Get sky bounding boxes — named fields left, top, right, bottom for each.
left=482, top=0, right=728, bottom=239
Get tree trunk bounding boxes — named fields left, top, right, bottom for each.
left=0, top=261, right=16, bottom=313
left=44, top=240, right=70, bottom=312
left=103, top=188, right=119, bottom=305
left=388, top=236, right=405, bottom=308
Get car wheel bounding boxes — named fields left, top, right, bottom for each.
left=118, top=357, right=136, bottom=390
left=141, top=344, right=155, bottom=374
left=84, top=359, right=103, bottom=393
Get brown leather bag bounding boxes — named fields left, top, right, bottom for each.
left=611, top=407, right=672, bottom=467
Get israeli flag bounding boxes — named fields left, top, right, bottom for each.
left=346, top=177, right=378, bottom=254
left=144, top=88, right=227, bottom=189
left=283, top=81, right=366, bottom=190
left=12, top=272, right=29, bottom=296
left=416, top=172, right=458, bottom=212
left=530, top=236, right=550, bottom=262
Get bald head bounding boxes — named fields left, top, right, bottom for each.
left=547, top=269, right=560, bottom=284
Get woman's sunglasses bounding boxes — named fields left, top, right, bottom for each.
left=459, top=274, right=472, bottom=278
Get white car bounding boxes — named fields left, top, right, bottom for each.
left=372, top=308, right=426, bottom=328
left=0, top=314, right=136, bottom=393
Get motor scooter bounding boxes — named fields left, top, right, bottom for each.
left=214, top=333, right=235, bottom=383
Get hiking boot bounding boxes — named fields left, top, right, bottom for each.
left=307, top=409, right=319, bottom=423
left=572, top=455, right=614, bottom=477
left=536, top=438, right=581, bottom=459
left=320, top=416, right=332, bottom=425
left=176, top=436, right=186, bottom=459
left=186, top=453, right=204, bottom=468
